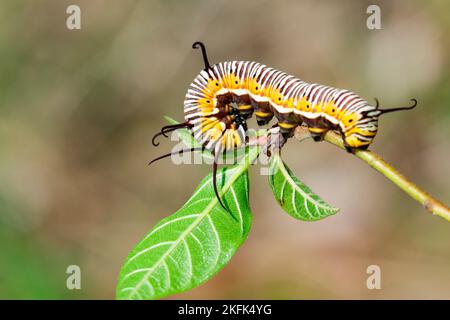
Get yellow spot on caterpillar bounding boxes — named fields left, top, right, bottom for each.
left=278, top=122, right=296, bottom=129
left=198, top=97, right=214, bottom=110
left=341, top=113, right=359, bottom=128
left=270, top=88, right=283, bottom=104
left=323, top=102, right=337, bottom=116
left=297, top=97, right=310, bottom=111
left=255, top=111, right=272, bottom=117
left=203, top=79, right=222, bottom=97
left=308, top=127, right=327, bottom=134
left=246, top=78, right=260, bottom=95
left=238, top=105, right=253, bottom=111
left=223, top=73, right=241, bottom=89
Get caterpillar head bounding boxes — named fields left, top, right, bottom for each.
left=341, top=110, right=378, bottom=149
left=342, top=98, right=417, bottom=150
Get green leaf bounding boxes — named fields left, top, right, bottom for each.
left=268, top=153, right=339, bottom=221
left=116, top=162, right=253, bottom=300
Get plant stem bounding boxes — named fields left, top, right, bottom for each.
left=294, top=128, right=450, bottom=222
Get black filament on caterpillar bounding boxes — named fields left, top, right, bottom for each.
left=150, top=41, right=417, bottom=211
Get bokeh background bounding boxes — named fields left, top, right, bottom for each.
left=0, top=0, right=449, bottom=299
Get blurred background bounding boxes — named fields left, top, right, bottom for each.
left=0, top=0, right=449, bottom=299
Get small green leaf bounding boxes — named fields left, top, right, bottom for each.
left=116, top=164, right=252, bottom=300
left=268, top=153, right=339, bottom=221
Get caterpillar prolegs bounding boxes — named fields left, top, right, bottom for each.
left=151, top=41, right=417, bottom=209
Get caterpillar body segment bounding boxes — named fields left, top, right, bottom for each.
left=184, top=60, right=381, bottom=152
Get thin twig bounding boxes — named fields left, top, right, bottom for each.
left=294, top=127, right=450, bottom=222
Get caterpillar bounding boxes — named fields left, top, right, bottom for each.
left=151, top=41, right=417, bottom=209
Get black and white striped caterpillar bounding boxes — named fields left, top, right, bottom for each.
left=151, top=42, right=417, bottom=208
